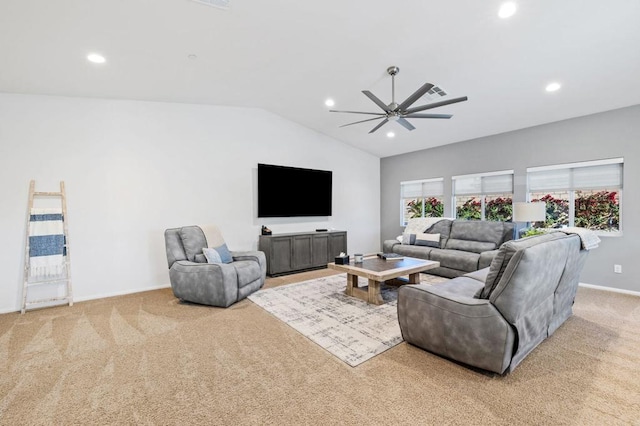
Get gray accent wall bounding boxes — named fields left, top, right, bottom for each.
left=381, top=105, right=640, bottom=292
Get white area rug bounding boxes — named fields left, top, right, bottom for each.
left=248, top=273, right=448, bottom=367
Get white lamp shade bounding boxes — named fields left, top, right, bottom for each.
left=513, top=202, right=546, bottom=222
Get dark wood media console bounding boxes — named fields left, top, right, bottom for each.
left=259, top=231, right=347, bottom=276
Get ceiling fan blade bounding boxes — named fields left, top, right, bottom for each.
left=396, top=117, right=416, bottom=131
left=339, top=116, right=385, bottom=128
left=404, top=113, right=453, bottom=119
left=398, top=82, right=434, bottom=111
left=405, top=96, right=468, bottom=114
left=329, top=110, right=386, bottom=116
left=368, top=118, right=389, bottom=134
left=362, top=90, right=391, bottom=112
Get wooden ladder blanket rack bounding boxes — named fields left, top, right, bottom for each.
left=21, top=180, right=73, bottom=314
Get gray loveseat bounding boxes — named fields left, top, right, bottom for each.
left=165, top=225, right=266, bottom=307
left=397, top=232, right=588, bottom=374
left=383, top=219, right=515, bottom=278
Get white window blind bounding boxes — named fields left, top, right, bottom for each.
left=452, top=171, right=513, bottom=195
left=528, top=159, right=623, bottom=191
left=401, top=178, right=443, bottom=198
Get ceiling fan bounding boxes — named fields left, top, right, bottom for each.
left=330, top=66, right=468, bottom=134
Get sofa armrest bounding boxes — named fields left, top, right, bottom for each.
left=169, top=261, right=238, bottom=307
left=383, top=239, right=401, bottom=252
left=232, top=250, right=267, bottom=279
left=398, top=280, right=516, bottom=374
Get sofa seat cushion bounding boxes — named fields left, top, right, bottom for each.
left=464, top=268, right=490, bottom=283
left=429, top=249, right=480, bottom=272
left=479, top=249, right=499, bottom=269
left=232, top=260, right=262, bottom=288
left=392, top=244, right=433, bottom=260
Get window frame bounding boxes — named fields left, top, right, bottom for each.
left=526, top=158, right=623, bottom=236
left=400, top=177, right=444, bottom=226
left=451, top=170, right=514, bottom=221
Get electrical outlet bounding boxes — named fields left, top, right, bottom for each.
left=614, top=264, right=622, bottom=274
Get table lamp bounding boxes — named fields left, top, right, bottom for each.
left=513, top=202, right=546, bottom=238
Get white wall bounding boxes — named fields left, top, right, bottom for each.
left=0, top=93, right=380, bottom=313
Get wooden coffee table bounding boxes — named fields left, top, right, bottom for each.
left=328, top=256, right=440, bottom=305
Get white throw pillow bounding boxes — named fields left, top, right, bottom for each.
left=202, top=247, right=222, bottom=264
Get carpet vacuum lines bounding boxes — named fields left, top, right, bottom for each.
left=248, top=273, right=447, bottom=367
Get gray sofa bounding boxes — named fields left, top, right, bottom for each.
left=165, top=225, right=266, bottom=307
left=383, top=219, right=515, bottom=278
left=397, top=231, right=588, bottom=374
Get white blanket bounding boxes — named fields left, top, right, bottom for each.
left=560, top=227, right=601, bottom=250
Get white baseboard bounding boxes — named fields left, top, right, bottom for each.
left=579, top=282, right=640, bottom=297
left=2, top=282, right=636, bottom=315
left=0, top=284, right=172, bottom=315
left=73, top=284, right=172, bottom=303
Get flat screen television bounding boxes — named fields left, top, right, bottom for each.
left=258, top=163, right=332, bottom=217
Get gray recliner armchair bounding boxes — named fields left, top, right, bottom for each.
left=164, top=225, right=266, bottom=307
left=398, top=231, right=590, bottom=374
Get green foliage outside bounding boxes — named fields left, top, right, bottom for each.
left=486, top=197, right=513, bottom=221
left=455, top=197, right=513, bottom=221
left=521, top=228, right=546, bottom=238
left=531, top=194, right=569, bottom=228
left=407, top=197, right=444, bottom=219
left=532, top=191, right=619, bottom=231
left=408, top=191, right=618, bottom=231
left=574, top=190, right=619, bottom=231
left=456, top=198, right=481, bottom=220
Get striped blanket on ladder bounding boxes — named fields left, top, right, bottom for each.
left=29, top=208, right=66, bottom=278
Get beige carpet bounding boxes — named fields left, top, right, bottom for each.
left=1, top=269, right=639, bottom=425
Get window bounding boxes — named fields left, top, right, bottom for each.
left=527, top=158, right=623, bottom=234
left=452, top=170, right=514, bottom=221
left=400, top=178, right=444, bottom=225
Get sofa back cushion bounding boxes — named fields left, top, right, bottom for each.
left=179, top=226, right=208, bottom=262
left=449, top=220, right=504, bottom=245
left=446, top=239, right=497, bottom=254
left=165, top=228, right=187, bottom=269
left=500, top=222, right=516, bottom=245
left=479, top=232, right=566, bottom=299
left=424, top=219, right=453, bottom=248
left=489, top=236, right=574, bottom=368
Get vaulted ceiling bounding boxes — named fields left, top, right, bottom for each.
left=1, top=0, right=639, bottom=157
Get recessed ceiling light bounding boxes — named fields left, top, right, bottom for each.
left=87, top=53, right=106, bottom=64
left=325, top=99, right=335, bottom=107
left=498, top=2, right=517, bottom=19
left=545, top=82, right=561, bottom=92
left=386, top=131, right=395, bottom=138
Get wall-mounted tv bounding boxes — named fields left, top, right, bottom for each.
left=258, top=163, right=332, bottom=217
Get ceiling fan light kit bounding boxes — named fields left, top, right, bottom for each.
left=330, top=66, right=468, bottom=134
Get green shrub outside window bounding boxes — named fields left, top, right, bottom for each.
left=406, top=197, right=444, bottom=219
